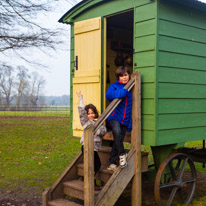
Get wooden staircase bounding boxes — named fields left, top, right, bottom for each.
left=42, top=72, right=144, bottom=206
left=42, top=145, right=148, bottom=206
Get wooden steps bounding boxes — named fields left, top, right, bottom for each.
left=48, top=198, right=83, bottom=206
left=77, top=163, right=113, bottom=182
left=63, top=180, right=100, bottom=200
left=42, top=146, right=148, bottom=206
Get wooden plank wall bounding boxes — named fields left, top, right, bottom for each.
left=70, top=26, right=75, bottom=136
left=133, top=1, right=157, bottom=146
left=157, top=0, right=206, bottom=145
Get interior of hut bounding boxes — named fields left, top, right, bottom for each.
left=106, top=10, right=134, bottom=107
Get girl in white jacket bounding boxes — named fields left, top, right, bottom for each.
left=76, top=91, right=107, bottom=182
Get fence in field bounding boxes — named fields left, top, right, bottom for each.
left=0, top=106, right=70, bottom=117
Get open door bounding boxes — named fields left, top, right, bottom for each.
left=73, top=17, right=102, bottom=136
left=105, top=11, right=134, bottom=107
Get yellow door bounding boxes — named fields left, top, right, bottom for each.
left=73, top=17, right=102, bottom=136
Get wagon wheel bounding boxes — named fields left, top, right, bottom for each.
left=154, top=153, right=197, bottom=206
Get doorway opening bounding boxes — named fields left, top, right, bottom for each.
left=105, top=10, right=134, bottom=107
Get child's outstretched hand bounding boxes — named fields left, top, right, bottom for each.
left=76, top=91, right=84, bottom=106
left=76, top=91, right=82, bottom=98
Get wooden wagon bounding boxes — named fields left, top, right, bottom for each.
left=42, top=0, right=206, bottom=205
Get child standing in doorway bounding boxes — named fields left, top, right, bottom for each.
left=106, top=66, right=132, bottom=171
left=76, top=91, right=107, bottom=187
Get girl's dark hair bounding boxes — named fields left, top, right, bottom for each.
left=115, top=66, right=131, bottom=80
left=85, top=104, right=99, bottom=118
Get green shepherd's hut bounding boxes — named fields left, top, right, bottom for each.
left=42, top=1, right=206, bottom=205
left=59, top=0, right=206, bottom=147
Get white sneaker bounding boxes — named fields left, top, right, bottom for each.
left=119, top=153, right=127, bottom=168
left=107, top=164, right=117, bottom=172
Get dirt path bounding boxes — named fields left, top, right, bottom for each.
left=0, top=172, right=206, bottom=206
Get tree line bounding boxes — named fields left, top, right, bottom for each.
left=1, top=0, right=80, bottom=109
left=0, top=65, right=45, bottom=108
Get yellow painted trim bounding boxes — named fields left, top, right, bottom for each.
left=74, top=17, right=101, bottom=35
left=73, top=16, right=102, bottom=137
left=73, top=130, right=83, bottom=137
left=74, top=70, right=100, bottom=78
left=73, top=76, right=100, bottom=84
left=104, top=17, right=107, bottom=111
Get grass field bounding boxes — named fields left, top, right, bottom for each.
left=0, top=111, right=70, bottom=117
left=0, top=112, right=206, bottom=205
left=0, top=113, right=80, bottom=194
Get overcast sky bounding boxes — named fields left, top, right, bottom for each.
left=3, top=0, right=205, bottom=97
left=36, top=0, right=82, bottom=96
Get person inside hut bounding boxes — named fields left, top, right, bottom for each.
left=106, top=66, right=132, bottom=171
left=76, top=91, right=107, bottom=190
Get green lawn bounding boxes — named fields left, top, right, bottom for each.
left=0, top=114, right=80, bottom=194
left=0, top=113, right=206, bottom=205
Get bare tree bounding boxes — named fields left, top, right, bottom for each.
left=0, top=0, right=81, bottom=67
left=0, top=65, right=15, bottom=108
left=1, top=1, right=61, bottom=53
left=15, top=66, right=30, bottom=107
left=29, top=72, right=46, bottom=106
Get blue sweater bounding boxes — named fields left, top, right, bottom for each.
left=106, top=80, right=132, bottom=132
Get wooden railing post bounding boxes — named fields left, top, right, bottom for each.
left=84, top=124, right=95, bottom=206
left=131, top=72, right=142, bottom=206
left=42, top=188, right=51, bottom=206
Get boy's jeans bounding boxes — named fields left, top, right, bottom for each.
left=108, top=120, right=127, bottom=165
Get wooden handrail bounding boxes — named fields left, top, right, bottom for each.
left=94, top=78, right=135, bottom=133
left=84, top=73, right=139, bottom=206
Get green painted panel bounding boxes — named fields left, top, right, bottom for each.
left=70, top=26, right=74, bottom=136
left=135, top=2, right=156, bottom=22
left=159, top=83, right=206, bottom=98
left=158, top=113, right=206, bottom=130
left=71, top=37, right=74, bottom=50
left=142, top=83, right=155, bottom=98
left=142, top=99, right=155, bottom=114
left=135, top=19, right=156, bottom=37
left=142, top=130, right=155, bottom=146
left=159, top=1, right=206, bottom=29
left=159, top=99, right=206, bottom=114
left=135, top=35, right=155, bottom=52
left=159, top=67, right=206, bottom=84
left=69, top=0, right=152, bottom=23
left=134, top=67, right=155, bottom=83
left=133, top=1, right=157, bottom=146
left=159, top=20, right=206, bottom=44
left=159, top=52, right=206, bottom=71
left=134, top=51, right=155, bottom=68
left=158, top=126, right=206, bottom=146
left=143, top=114, right=155, bottom=130
left=71, top=62, right=75, bottom=70
left=159, top=36, right=206, bottom=57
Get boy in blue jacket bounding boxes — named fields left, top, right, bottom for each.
left=106, top=66, right=132, bottom=171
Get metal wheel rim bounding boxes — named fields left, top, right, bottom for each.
left=154, top=153, right=197, bottom=206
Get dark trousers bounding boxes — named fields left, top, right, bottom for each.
left=108, top=120, right=127, bottom=165
left=81, top=146, right=101, bottom=174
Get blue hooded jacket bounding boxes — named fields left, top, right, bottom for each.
left=106, top=80, right=132, bottom=132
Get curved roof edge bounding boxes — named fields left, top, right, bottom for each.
left=59, top=0, right=206, bottom=24
left=58, top=0, right=103, bottom=24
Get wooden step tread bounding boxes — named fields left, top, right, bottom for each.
left=63, top=180, right=100, bottom=195
left=77, top=164, right=113, bottom=182
left=77, top=163, right=112, bottom=174
left=99, top=146, right=112, bottom=153
left=64, top=180, right=84, bottom=191
left=48, top=198, right=83, bottom=206
left=103, top=131, right=131, bottom=142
